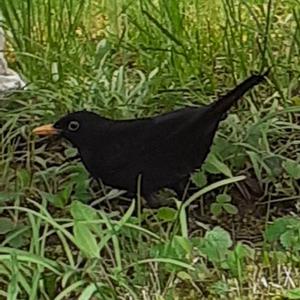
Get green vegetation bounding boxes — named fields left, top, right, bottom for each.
left=0, top=0, right=300, bottom=298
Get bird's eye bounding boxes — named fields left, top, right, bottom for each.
left=68, top=120, right=80, bottom=132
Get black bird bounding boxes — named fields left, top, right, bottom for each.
left=33, top=71, right=268, bottom=207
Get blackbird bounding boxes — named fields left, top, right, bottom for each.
left=33, top=71, right=268, bottom=207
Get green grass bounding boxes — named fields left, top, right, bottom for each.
left=0, top=0, right=300, bottom=299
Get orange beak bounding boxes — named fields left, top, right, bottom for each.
left=32, top=124, right=60, bottom=136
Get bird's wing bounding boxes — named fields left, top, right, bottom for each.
left=94, top=107, right=215, bottom=191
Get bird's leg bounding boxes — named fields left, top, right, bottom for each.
left=169, top=177, right=190, bottom=201
left=79, top=178, right=102, bottom=208
left=144, top=177, right=191, bottom=209
left=89, top=178, right=114, bottom=211
left=95, top=178, right=103, bottom=191
left=145, top=192, right=165, bottom=209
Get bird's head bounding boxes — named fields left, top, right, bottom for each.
left=33, top=111, right=108, bottom=148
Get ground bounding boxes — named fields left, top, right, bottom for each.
left=0, top=0, right=300, bottom=299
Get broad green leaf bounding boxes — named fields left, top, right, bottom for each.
left=292, top=96, right=300, bottom=106
left=223, top=204, right=238, bottom=215
left=0, top=217, right=15, bottom=234
left=173, top=235, right=192, bottom=254
left=41, top=190, right=69, bottom=209
left=283, top=159, right=300, bottom=180
left=44, top=273, right=57, bottom=300
left=177, top=271, right=192, bottom=281
left=265, top=217, right=300, bottom=242
left=191, top=171, right=207, bottom=188
left=285, top=288, right=300, bottom=299
left=17, top=169, right=31, bottom=188
left=59, top=185, right=73, bottom=203
left=0, top=192, right=20, bottom=203
left=78, top=283, right=97, bottom=300
left=157, top=207, right=177, bottom=221
left=199, top=227, right=232, bottom=263
left=5, top=225, right=30, bottom=248
left=71, top=201, right=102, bottom=236
left=246, top=123, right=264, bottom=147
left=205, top=227, right=232, bottom=249
left=8, top=234, right=26, bottom=248
left=212, top=137, right=236, bottom=159
left=234, top=243, right=254, bottom=259
left=216, top=194, right=231, bottom=203
left=280, top=230, right=300, bottom=251
left=74, top=222, right=99, bottom=258
left=204, top=153, right=232, bottom=177
left=210, top=203, right=222, bottom=216
left=41, top=192, right=60, bottom=208
left=224, top=243, right=254, bottom=277
left=209, top=280, right=230, bottom=296
left=264, top=156, right=283, bottom=177
left=71, top=200, right=97, bottom=221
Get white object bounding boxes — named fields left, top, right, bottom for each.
left=0, top=27, right=26, bottom=92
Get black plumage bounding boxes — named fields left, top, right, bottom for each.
left=33, top=71, right=268, bottom=207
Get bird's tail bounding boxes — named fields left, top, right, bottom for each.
left=208, top=69, right=270, bottom=116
